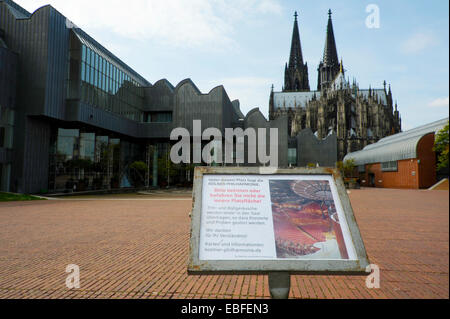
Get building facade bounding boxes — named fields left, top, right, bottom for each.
left=0, top=0, right=288, bottom=194
left=1, top=1, right=404, bottom=194
left=344, top=118, right=448, bottom=189
left=269, top=10, right=402, bottom=161
left=0, top=26, right=17, bottom=191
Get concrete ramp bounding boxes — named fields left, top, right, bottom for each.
left=429, top=178, right=449, bottom=190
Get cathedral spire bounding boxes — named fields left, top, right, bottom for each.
left=323, top=9, right=339, bottom=67
left=283, top=11, right=310, bottom=92
left=289, top=11, right=304, bottom=68
left=317, top=9, right=340, bottom=91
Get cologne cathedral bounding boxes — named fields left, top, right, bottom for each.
left=269, top=10, right=402, bottom=160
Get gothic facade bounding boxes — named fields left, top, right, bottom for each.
left=269, top=10, right=402, bottom=161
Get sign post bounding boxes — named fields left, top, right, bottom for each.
left=188, top=167, right=370, bottom=298
left=268, top=272, right=290, bottom=299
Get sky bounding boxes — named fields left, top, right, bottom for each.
left=13, top=0, right=449, bottom=131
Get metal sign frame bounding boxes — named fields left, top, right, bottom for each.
left=188, top=167, right=370, bottom=276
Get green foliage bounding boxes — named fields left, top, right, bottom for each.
left=129, top=161, right=148, bottom=187
left=337, top=159, right=356, bottom=178
left=158, top=152, right=179, bottom=179
left=434, top=122, right=449, bottom=171
left=336, top=161, right=344, bottom=174
left=130, top=161, right=148, bottom=172
left=0, top=193, right=45, bottom=202
left=66, top=158, right=93, bottom=170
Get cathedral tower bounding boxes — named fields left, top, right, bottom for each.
left=317, top=10, right=341, bottom=91
left=283, top=11, right=310, bottom=92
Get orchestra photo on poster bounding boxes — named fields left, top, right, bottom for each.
left=269, top=180, right=349, bottom=260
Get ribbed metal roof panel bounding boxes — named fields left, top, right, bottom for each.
left=344, top=117, right=448, bottom=165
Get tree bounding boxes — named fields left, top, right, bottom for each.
left=129, top=161, right=148, bottom=187
left=336, top=159, right=356, bottom=178
left=434, top=122, right=449, bottom=172
left=158, top=151, right=179, bottom=187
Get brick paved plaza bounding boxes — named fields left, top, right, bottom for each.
left=0, top=188, right=448, bottom=299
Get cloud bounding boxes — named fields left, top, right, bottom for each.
left=428, top=97, right=449, bottom=108
left=255, top=0, right=283, bottom=14
left=400, top=31, right=438, bottom=54
left=14, top=0, right=282, bottom=50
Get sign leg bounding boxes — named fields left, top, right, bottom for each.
left=268, top=272, right=290, bottom=299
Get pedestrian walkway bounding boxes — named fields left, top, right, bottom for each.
left=0, top=188, right=448, bottom=299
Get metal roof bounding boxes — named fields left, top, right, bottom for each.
left=357, top=89, right=387, bottom=105
left=2, top=0, right=31, bottom=19
left=273, top=91, right=321, bottom=109
left=344, top=117, right=449, bottom=165
left=274, top=87, right=388, bottom=110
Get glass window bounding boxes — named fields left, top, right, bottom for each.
left=94, top=71, right=98, bottom=87
left=81, top=62, right=85, bottom=81
left=56, top=129, right=79, bottom=160
left=95, top=136, right=109, bottom=163
left=288, top=148, right=297, bottom=166
left=82, top=46, right=86, bottom=63
left=94, top=53, right=98, bottom=70
left=149, top=112, right=173, bottom=123
left=86, top=47, right=91, bottom=65
left=89, top=67, right=94, bottom=85
left=80, top=133, right=95, bottom=161
left=381, top=161, right=398, bottom=172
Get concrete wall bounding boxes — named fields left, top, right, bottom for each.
left=296, top=128, right=337, bottom=167
left=244, top=108, right=288, bottom=168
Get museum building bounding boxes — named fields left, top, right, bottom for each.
left=0, top=0, right=414, bottom=194
left=0, top=0, right=288, bottom=194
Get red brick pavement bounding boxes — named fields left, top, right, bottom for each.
left=0, top=188, right=448, bottom=299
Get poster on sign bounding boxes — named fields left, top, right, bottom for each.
left=188, top=167, right=369, bottom=275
